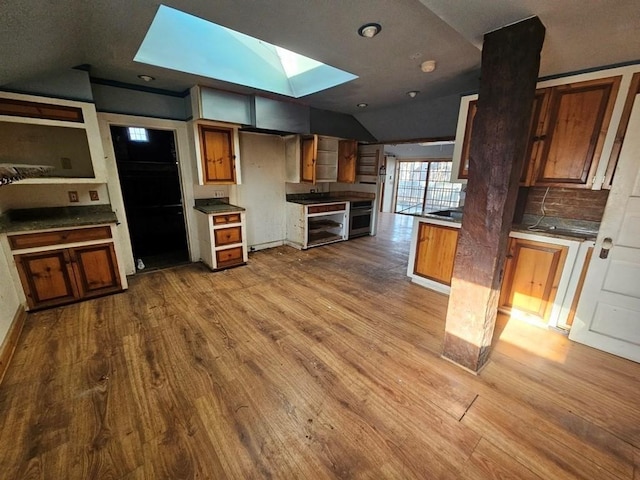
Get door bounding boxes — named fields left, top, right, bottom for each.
left=111, top=125, right=189, bottom=271
left=300, top=135, right=317, bottom=184
left=569, top=94, right=640, bottom=362
left=337, top=139, right=357, bottom=183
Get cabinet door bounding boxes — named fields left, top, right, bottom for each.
left=413, top=223, right=459, bottom=285
left=70, top=244, right=122, bottom=299
left=337, top=140, right=357, bottom=183
left=199, top=125, right=236, bottom=184
left=15, top=249, right=79, bottom=309
left=300, top=135, right=317, bottom=184
left=534, top=76, right=621, bottom=188
left=459, top=90, right=548, bottom=184
left=499, top=238, right=568, bottom=321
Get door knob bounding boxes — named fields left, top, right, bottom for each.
left=599, top=237, right=613, bottom=259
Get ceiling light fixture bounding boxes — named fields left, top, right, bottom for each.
left=356, top=103, right=368, bottom=108
left=407, top=90, right=419, bottom=98
left=420, top=60, right=437, bottom=73
left=358, top=23, right=382, bottom=38
left=138, top=74, right=155, bottom=82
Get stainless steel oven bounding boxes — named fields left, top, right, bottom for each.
left=349, top=200, right=373, bottom=238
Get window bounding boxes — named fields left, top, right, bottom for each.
left=394, top=160, right=462, bottom=215
left=127, top=127, right=149, bottom=142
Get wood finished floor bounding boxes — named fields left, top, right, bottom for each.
left=1, top=213, right=639, bottom=479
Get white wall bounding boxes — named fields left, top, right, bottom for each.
left=381, top=155, right=397, bottom=213
left=0, top=245, right=21, bottom=349
left=234, top=133, right=287, bottom=250
left=0, top=184, right=110, bottom=212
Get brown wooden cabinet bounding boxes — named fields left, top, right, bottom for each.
left=534, top=76, right=621, bottom=188
left=198, top=124, right=236, bottom=184
left=337, top=139, right=357, bottom=183
left=455, top=76, right=621, bottom=188
left=195, top=210, right=248, bottom=270
left=300, top=135, right=317, bottom=184
left=499, top=237, right=568, bottom=321
left=14, top=241, right=121, bottom=310
left=413, top=223, right=459, bottom=285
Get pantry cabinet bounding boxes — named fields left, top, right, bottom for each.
left=9, top=226, right=122, bottom=310
left=452, top=75, right=621, bottom=189
left=413, top=222, right=459, bottom=285
left=499, top=237, right=568, bottom=321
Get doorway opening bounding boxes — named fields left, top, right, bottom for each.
left=394, top=160, right=462, bottom=215
left=110, top=125, right=189, bottom=271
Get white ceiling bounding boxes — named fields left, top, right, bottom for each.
left=1, top=0, right=639, bottom=120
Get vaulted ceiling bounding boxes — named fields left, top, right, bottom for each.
left=2, top=0, right=639, bottom=141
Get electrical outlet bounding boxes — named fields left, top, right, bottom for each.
left=214, top=190, right=225, bottom=198
left=61, top=157, right=72, bottom=169
left=89, top=190, right=99, bottom=201
left=68, top=191, right=79, bottom=202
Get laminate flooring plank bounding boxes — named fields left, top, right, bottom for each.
left=462, top=395, right=627, bottom=480
left=460, top=438, right=545, bottom=480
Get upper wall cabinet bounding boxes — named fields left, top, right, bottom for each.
left=192, top=121, right=241, bottom=185
left=451, top=73, right=624, bottom=189
left=285, top=134, right=356, bottom=184
left=0, top=92, right=108, bottom=184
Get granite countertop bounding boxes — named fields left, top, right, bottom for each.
left=0, top=205, right=118, bottom=234
left=415, top=210, right=598, bottom=241
left=193, top=198, right=245, bottom=214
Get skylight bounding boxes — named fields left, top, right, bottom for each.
left=134, top=5, right=358, bottom=98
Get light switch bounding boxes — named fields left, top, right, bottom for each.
left=68, top=191, right=79, bottom=202
left=89, top=190, right=99, bottom=201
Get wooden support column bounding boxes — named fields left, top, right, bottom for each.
left=443, top=17, right=546, bottom=372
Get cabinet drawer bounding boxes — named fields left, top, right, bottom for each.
left=214, top=226, right=242, bottom=246
left=9, top=226, right=112, bottom=251
left=212, top=213, right=241, bottom=225
left=308, top=203, right=346, bottom=214
left=215, top=247, right=244, bottom=268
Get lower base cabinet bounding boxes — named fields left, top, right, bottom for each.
left=498, top=237, right=568, bottom=321
left=195, top=211, right=248, bottom=270
left=413, top=222, right=459, bottom=285
left=9, top=226, right=123, bottom=310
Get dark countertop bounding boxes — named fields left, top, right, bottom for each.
left=0, top=205, right=118, bottom=234
left=193, top=198, right=245, bottom=214
left=286, top=193, right=375, bottom=205
left=414, top=212, right=598, bottom=241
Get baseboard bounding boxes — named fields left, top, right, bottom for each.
left=0, top=305, right=27, bottom=385
left=250, top=240, right=284, bottom=252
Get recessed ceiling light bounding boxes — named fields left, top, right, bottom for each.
left=420, top=60, right=437, bottom=73
left=407, top=90, right=420, bottom=98
left=358, top=23, right=382, bottom=38
left=138, top=74, right=155, bottom=82
left=356, top=103, right=368, bottom=108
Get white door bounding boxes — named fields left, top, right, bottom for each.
left=569, top=94, right=640, bottom=363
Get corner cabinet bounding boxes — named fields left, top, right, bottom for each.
left=6, top=225, right=125, bottom=310
left=286, top=135, right=357, bottom=184
left=0, top=92, right=108, bottom=184
left=193, top=121, right=241, bottom=185
left=195, top=210, right=248, bottom=270
left=451, top=74, right=622, bottom=189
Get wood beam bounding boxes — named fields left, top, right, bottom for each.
left=443, top=17, right=546, bottom=372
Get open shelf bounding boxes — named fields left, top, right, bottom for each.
left=308, top=219, right=342, bottom=231
left=308, top=231, right=343, bottom=246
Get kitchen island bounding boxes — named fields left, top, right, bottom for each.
left=407, top=211, right=596, bottom=329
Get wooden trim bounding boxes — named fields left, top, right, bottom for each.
left=0, top=305, right=27, bottom=385
left=566, top=247, right=594, bottom=327
left=0, top=98, right=84, bottom=122
left=604, top=72, right=640, bottom=188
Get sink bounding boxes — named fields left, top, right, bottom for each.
left=430, top=209, right=463, bottom=220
